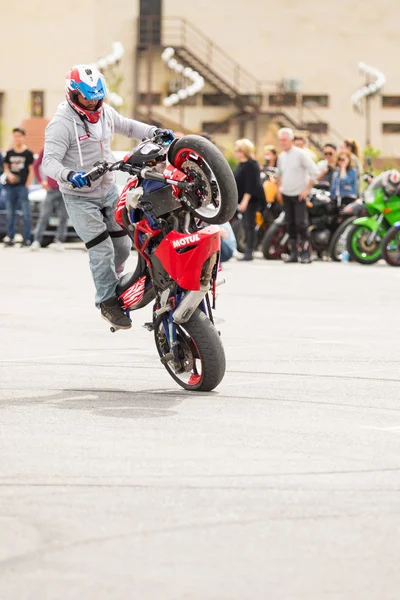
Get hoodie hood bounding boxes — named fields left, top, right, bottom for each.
left=42, top=103, right=157, bottom=198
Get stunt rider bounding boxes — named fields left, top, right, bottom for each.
left=43, top=64, right=174, bottom=329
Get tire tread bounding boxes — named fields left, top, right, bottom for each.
left=169, top=135, right=238, bottom=224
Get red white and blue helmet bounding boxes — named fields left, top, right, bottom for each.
left=65, top=64, right=107, bottom=123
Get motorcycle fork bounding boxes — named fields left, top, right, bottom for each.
left=160, top=311, right=180, bottom=364
left=367, top=214, right=384, bottom=245
left=199, top=292, right=214, bottom=325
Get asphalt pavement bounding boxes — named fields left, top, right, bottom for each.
left=1, top=245, right=400, bottom=600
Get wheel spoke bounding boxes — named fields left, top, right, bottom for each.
left=181, top=155, right=221, bottom=219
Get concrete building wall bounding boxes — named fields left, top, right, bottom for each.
left=161, top=0, right=400, bottom=155
left=1, top=0, right=399, bottom=156
left=0, top=0, right=139, bottom=148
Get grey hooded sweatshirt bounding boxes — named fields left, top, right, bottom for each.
left=43, top=101, right=157, bottom=197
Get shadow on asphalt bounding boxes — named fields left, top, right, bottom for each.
left=7, top=388, right=217, bottom=420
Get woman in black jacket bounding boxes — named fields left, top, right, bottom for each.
left=234, top=139, right=265, bottom=261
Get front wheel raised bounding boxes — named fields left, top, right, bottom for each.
left=155, top=308, right=226, bottom=391
left=168, top=135, right=238, bottom=224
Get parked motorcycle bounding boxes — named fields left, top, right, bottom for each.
left=261, top=185, right=337, bottom=260
left=381, top=222, right=400, bottom=266
left=232, top=167, right=282, bottom=253
left=328, top=199, right=367, bottom=261
left=79, top=133, right=237, bottom=391
left=346, top=180, right=400, bottom=264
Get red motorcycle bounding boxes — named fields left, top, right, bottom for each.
left=82, top=133, right=237, bottom=391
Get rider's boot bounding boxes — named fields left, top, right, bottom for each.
left=284, top=240, right=298, bottom=263
left=100, top=296, right=132, bottom=329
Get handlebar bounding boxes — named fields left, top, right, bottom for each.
left=74, top=133, right=172, bottom=188
left=70, top=157, right=191, bottom=191
left=81, top=160, right=166, bottom=185
left=68, top=133, right=203, bottom=196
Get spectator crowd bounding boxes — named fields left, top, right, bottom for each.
left=0, top=122, right=364, bottom=265
left=233, top=129, right=363, bottom=263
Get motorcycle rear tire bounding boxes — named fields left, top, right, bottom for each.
left=169, top=135, right=238, bottom=224
left=155, top=308, right=226, bottom=392
left=261, top=223, right=288, bottom=260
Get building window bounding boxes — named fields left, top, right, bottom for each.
left=382, top=123, right=400, bottom=134
left=302, top=95, right=329, bottom=108
left=202, top=121, right=230, bottom=134
left=179, top=95, right=197, bottom=107
left=382, top=96, right=400, bottom=108
left=31, top=91, right=44, bottom=117
left=304, top=122, right=329, bottom=134
left=269, top=93, right=297, bottom=107
left=202, top=93, right=232, bottom=106
left=139, top=0, right=161, bottom=45
left=138, top=93, right=161, bottom=105
left=239, top=94, right=262, bottom=107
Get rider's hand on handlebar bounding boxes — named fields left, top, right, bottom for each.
left=67, top=171, right=91, bottom=189
left=154, top=128, right=175, bottom=145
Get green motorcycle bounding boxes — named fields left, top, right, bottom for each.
left=347, top=180, right=400, bottom=264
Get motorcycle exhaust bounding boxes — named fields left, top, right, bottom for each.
left=173, top=290, right=207, bottom=324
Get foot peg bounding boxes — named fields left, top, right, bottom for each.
left=143, top=322, right=155, bottom=332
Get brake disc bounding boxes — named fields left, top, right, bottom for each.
left=174, top=334, right=194, bottom=373
left=157, top=324, right=194, bottom=374
left=359, top=232, right=379, bottom=251
left=181, top=159, right=212, bottom=207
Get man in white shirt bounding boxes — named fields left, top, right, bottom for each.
left=276, top=128, right=319, bottom=263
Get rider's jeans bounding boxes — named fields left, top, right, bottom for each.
left=62, top=185, right=131, bottom=305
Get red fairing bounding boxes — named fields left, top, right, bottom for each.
left=163, top=163, right=187, bottom=197
left=114, top=178, right=138, bottom=228
left=154, top=226, right=220, bottom=291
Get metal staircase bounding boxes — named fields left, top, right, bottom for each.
left=137, top=16, right=339, bottom=151
left=172, top=47, right=260, bottom=112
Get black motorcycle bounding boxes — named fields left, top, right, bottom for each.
left=261, top=185, right=338, bottom=260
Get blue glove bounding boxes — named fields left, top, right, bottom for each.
left=67, top=171, right=90, bottom=188
left=154, top=128, right=175, bottom=145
